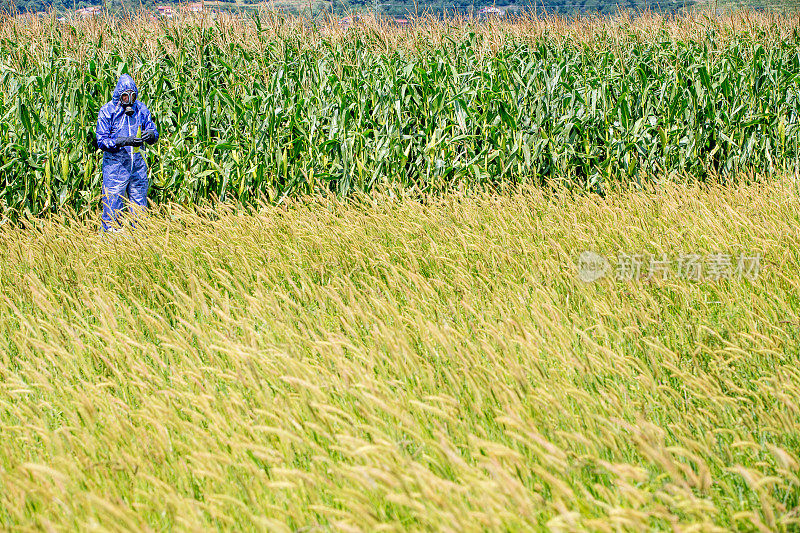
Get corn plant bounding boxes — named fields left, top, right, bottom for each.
left=0, top=11, right=799, bottom=221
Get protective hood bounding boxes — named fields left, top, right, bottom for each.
left=112, top=74, right=138, bottom=107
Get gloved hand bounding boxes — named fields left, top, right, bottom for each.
left=141, top=130, right=157, bottom=145
left=115, top=136, right=143, bottom=148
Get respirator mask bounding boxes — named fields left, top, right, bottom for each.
left=119, top=90, right=136, bottom=116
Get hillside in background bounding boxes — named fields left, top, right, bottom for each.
left=11, top=0, right=695, bottom=16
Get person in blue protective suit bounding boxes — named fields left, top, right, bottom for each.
left=96, top=74, right=158, bottom=231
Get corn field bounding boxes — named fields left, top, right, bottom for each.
left=0, top=11, right=799, bottom=221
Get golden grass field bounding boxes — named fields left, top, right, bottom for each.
left=2, top=177, right=799, bottom=530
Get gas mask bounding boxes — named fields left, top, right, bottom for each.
left=120, top=90, right=136, bottom=116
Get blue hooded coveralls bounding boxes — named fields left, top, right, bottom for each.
left=96, top=75, right=159, bottom=231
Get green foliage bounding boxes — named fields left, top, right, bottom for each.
left=0, top=16, right=798, bottom=222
